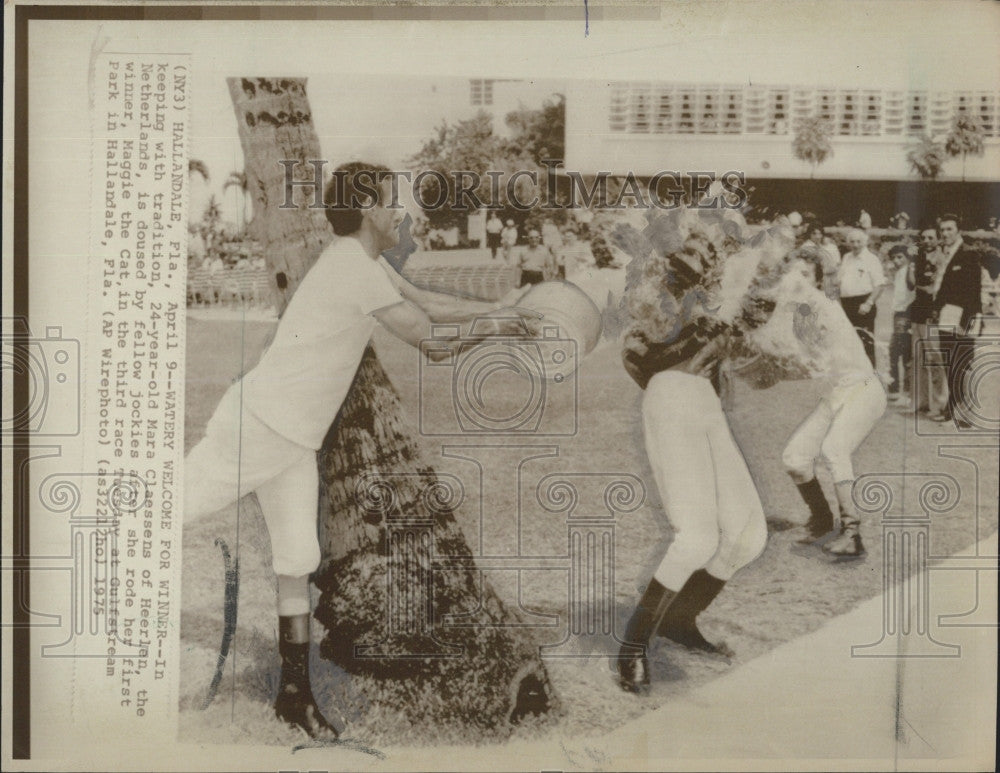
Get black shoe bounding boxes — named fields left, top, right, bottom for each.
left=274, top=682, right=340, bottom=739
left=659, top=621, right=734, bottom=658
left=616, top=648, right=650, bottom=694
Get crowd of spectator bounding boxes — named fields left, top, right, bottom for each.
left=789, top=210, right=1000, bottom=430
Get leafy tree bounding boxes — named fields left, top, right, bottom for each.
left=406, top=95, right=567, bottom=232
left=945, top=113, right=986, bottom=182
left=906, top=133, right=946, bottom=181
left=503, top=93, right=566, bottom=166
left=791, top=115, right=833, bottom=179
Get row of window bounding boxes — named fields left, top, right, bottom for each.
left=607, top=83, right=1000, bottom=138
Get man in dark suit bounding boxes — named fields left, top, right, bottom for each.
left=933, top=214, right=982, bottom=429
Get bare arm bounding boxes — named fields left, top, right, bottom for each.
left=380, top=261, right=505, bottom=322
left=373, top=300, right=531, bottom=362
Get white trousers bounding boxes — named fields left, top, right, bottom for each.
left=184, top=383, right=322, bottom=578
left=643, top=371, right=768, bottom=591
left=782, top=375, right=887, bottom=485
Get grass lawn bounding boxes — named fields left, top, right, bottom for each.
left=179, top=303, right=998, bottom=748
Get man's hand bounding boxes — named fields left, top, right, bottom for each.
left=859, top=300, right=873, bottom=315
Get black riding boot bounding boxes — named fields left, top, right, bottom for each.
left=794, top=478, right=836, bottom=545
left=274, top=614, right=339, bottom=739
left=617, top=579, right=677, bottom=693
left=656, top=569, right=733, bottom=657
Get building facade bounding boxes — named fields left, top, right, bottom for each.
left=566, top=81, right=1000, bottom=182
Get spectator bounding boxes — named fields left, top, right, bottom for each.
left=560, top=229, right=596, bottom=280
left=485, top=211, right=503, bottom=260
left=909, top=226, right=948, bottom=417
left=516, top=229, right=555, bottom=287
left=858, top=209, right=872, bottom=230
left=886, top=245, right=915, bottom=405
left=501, top=219, right=519, bottom=262
left=932, top=214, right=982, bottom=428
left=980, top=247, right=1000, bottom=334
left=541, top=218, right=563, bottom=253
left=836, top=229, right=886, bottom=366
left=800, top=220, right=841, bottom=299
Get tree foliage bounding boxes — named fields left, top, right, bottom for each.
left=791, top=115, right=834, bottom=178
left=945, top=114, right=986, bottom=181
left=405, top=95, right=566, bottom=229
left=906, top=133, right=946, bottom=181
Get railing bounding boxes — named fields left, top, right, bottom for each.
left=186, top=267, right=273, bottom=308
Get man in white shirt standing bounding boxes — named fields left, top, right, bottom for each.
left=184, top=162, right=525, bottom=738
left=837, top=228, right=887, bottom=367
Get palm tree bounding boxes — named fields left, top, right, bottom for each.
left=226, top=76, right=553, bottom=728
left=224, top=170, right=251, bottom=231
left=791, top=115, right=834, bottom=179
left=906, top=134, right=946, bottom=181
left=945, top=114, right=986, bottom=182
left=188, top=158, right=210, bottom=183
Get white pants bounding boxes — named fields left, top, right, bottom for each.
left=782, top=375, right=887, bottom=485
left=643, top=371, right=768, bottom=591
left=184, top=383, right=322, bottom=577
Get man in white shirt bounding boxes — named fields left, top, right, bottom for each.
left=485, top=211, right=503, bottom=260
left=837, top=229, right=887, bottom=366
left=184, top=162, right=526, bottom=738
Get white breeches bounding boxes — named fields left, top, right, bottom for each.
left=643, top=371, right=768, bottom=591
left=782, top=374, right=887, bottom=485
left=184, top=383, right=322, bottom=578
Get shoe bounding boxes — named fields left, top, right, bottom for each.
left=928, top=411, right=950, bottom=422
left=822, top=527, right=865, bottom=559
left=274, top=682, right=340, bottom=739
left=658, top=621, right=734, bottom=658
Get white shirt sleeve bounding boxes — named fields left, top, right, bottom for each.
left=361, top=256, right=405, bottom=315
left=866, top=251, right=887, bottom=287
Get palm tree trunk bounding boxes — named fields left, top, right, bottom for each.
left=227, top=77, right=552, bottom=736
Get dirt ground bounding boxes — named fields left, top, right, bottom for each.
left=179, top=307, right=999, bottom=749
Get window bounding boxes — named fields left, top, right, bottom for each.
left=698, top=87, right=720, bottom=133
left=928, top=91, right=953, bottom=136
left=792, top=88, right=815, bottom=126
left=653, top=87, right=674, bottom=133
left=977, top=92, right=997, bottom=137
left=861, top=90, right=882, bottom=136
left=908, top=92, right=926, bottom=134
left=722, top=88, right=743, bottom=133
left=744, top=87, right=767, bottom=133
left=883, top=91, right=905, bottom=135
left=608, top=86, right=628, bottom=132
left=817, top=90, right=836, bottom=122
left=769, top=88, right=789, bottom=134
left=677, top=87, right=696, bottom=133
left=838, top=90, right=858, bottom=136
left=630, top=85, right=653, bottom=133
left=470, top=79, right=494, bottom=106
